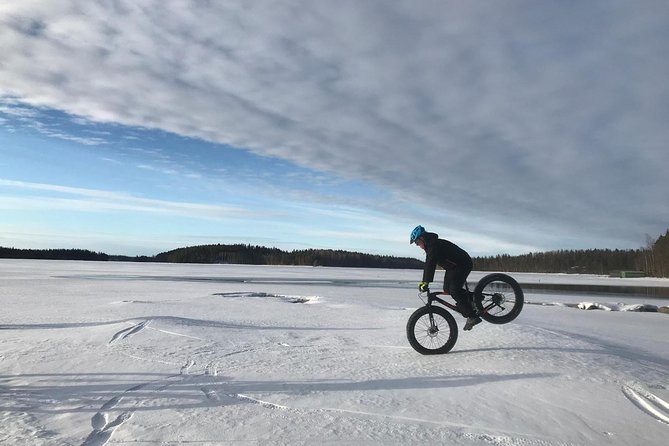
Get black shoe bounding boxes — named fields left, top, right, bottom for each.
left=463, top=316, right=482, bottom=331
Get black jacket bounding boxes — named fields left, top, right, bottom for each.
left=421, top=232, right=472, bottom=282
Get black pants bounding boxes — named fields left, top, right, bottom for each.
left=443, top=261, right=473, bottom=315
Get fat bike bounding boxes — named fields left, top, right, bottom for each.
left=406, top=273, right=524, bottom=354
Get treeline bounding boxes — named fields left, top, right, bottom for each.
left=474, top=229, right=669, bottom=277
left=475, top=249, right=647, bottom=275
left=2, top=229, right=668, bottom=276
left=154, top=244, right=425, bottom=269
left=0, top=247, right=109, bottom=261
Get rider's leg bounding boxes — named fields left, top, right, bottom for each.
left=453, top=259, right=478, bottom=315
left=445, top=267, right=473, bottom=317
left=454, top=259, right=481, bottom=329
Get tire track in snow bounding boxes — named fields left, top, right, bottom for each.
left=180, top=359, right=195, bottom=375
left=225, top=394, right=570, bottom=445
left=233, top=393, right=291, bottom=410
left=81, top=360, right=195, bottom=445
left=622, top=382, right=669, bottom=425
left=108, top=320, right=150, bottom=344
left=81, top=412, right=133, bottom=446
left=201, top=387, right=220, bottom=401
left=200, top=362, right=221, bottom=401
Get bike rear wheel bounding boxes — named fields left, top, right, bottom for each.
left=406, top=305, right=458, bottom=354
left=474, top=273, right=524, bottom=324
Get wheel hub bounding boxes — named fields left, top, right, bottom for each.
left=492, top=293, right=506, bottom=306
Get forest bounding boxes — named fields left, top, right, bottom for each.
left=2, top=229, right=668, bottom=276
left=0, top=247, right=110, bottom=261
left=152, top=244, right=424, bottom=269
left=0, top=245, right=422, bottom=269
left=474, top=229, right=669, bottom=277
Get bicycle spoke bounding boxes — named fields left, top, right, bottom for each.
left=413, top=313, right=450, bottom=351
left=479, top=280, right=516, bottom=317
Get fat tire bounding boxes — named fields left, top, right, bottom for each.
left=474, top=273, right=524, bottom=324
left=406, top=305, right=458, bottom=355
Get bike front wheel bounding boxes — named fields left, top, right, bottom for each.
left=474, top=273, right=524, bottom=324
left=406, top=305, right=458, bottom=355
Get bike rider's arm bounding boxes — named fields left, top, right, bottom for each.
left=422, top=249, right=437, bottom=283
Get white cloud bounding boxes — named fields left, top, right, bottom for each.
left=0, top=103, right=39, bottom=118
left=0, top=179, right=259, bottom=220
left=1, top=1, right=667, bottom=250
left=26, top=120, right=108, bottom=145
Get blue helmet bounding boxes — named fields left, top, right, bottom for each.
left=409, top=225, right=426, bottom=244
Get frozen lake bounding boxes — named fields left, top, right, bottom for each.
left=1, top=260, right=668, bottom=445
left=45, top=261, right=669, bottom=302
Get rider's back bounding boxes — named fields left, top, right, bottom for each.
left=423, top=231, right=472, bottom=269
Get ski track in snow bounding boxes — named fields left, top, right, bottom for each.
left=622, top=382, right=669, bottom=425
left=222, top=394, right=575, bottom=446
left=108, top=320, right=151, bottom=344
left=81, top=359, right=200, bottom=445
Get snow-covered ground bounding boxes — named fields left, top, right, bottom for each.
left=1, top=259, right=668, bottom=445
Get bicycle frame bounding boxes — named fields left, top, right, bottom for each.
left=423, top=290, right=494, bottom=316
left=425, top=291, right=461, bottom=314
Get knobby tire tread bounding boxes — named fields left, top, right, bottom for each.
left=474, top=273, right=524, bottom=324
left=406, top=305, right=458, bottom=355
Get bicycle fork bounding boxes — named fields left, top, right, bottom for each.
left=426, top=295, right=439, bottom=334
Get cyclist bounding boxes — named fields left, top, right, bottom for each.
left=410, top=225, right=481, bottom=330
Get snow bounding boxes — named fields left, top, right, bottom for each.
left=1, top=259, right=668, bottom=445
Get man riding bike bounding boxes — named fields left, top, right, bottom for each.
left=410, top=225, right=481, bottom=331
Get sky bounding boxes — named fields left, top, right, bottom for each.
left=1, top=0, right=668, bottom=259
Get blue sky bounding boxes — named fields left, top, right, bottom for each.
left=1, top=1, right=668, bottom=258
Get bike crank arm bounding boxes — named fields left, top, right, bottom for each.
left=483, top=303, right=506, bottom=313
